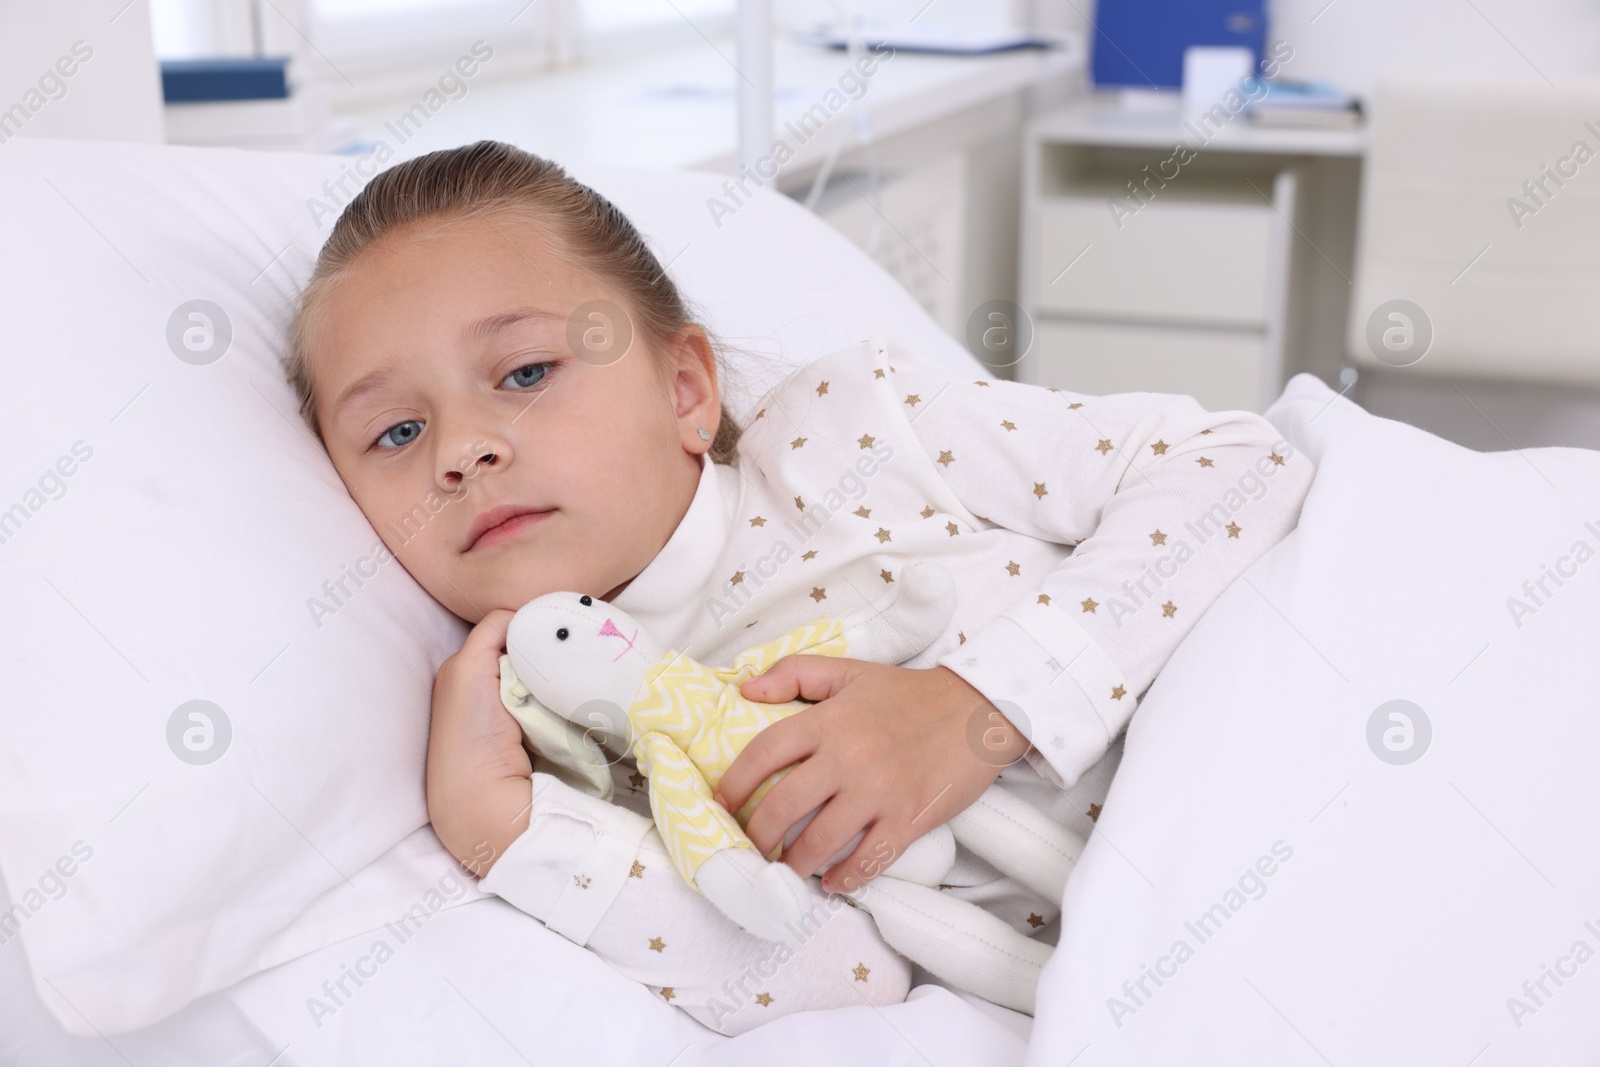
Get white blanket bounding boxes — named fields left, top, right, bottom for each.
left=1026, top=373, right=1600, bottom=1065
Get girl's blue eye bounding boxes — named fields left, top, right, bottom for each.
left=369, top=362, right=555, bottom=452
left=502, top=362, right=551, bottom=390
left=375, top=420, right=422, bottom=450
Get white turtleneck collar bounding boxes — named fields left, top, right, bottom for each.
left=607, top=452, right=741, bottom=643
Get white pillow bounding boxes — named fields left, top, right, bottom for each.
left=1028, top=373, right=1600, bottom=1062
left=0, top=137, right=983, bottom=1034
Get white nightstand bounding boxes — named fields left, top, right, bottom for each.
left=1017, top=92, right=1366, bottom=412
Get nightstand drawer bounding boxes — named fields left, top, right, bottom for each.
left=1035, top=196, right=1274, bottom=328
left=1022, top=319, right=1269, bottom=413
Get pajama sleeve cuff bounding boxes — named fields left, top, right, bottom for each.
left=935, top=603, right=1134, bottom=791
left=476, top=772, right=916, bottom=1036
left=477, top=771, right=655, bottom=948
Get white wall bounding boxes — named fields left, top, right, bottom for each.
left=0, top=0, right=164, bottom=144
left=1265, top=0, right=1600, bottom=450
left=1270, top=0, right=1600, bottom=99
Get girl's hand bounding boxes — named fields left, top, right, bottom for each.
left=712, top=656, right=1031, bottom=893
left=426, top=608, right=534, bottom=878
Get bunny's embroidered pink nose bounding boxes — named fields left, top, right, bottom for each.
left=597, top=618, right=638, bottom=661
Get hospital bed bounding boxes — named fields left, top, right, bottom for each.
left=1, top=133, right=1595, bottom=1066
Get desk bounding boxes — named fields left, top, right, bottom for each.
left=1017, top=92, right=1366, bottom=412
left=337, top=36, right=1083, bottom=174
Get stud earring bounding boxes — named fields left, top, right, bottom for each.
left=697, top=427, right=712, bottom=441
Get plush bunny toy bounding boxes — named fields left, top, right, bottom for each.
left=501, top=561, right=1086, bottom=1015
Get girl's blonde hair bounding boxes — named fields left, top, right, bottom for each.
left=281, top=139, right=743, bottom=464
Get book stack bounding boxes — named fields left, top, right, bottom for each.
left=1245, top=79, right=1362, bottom=128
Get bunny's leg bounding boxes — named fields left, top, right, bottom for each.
left=850, top=876, right=1051, bottom=1016
left=878, top=826, right=957, bottom=886
left=945, top=785, right=1087, bottom=905
left=694, top=847, right=814, bottom=944
left=636, top=731, right=812, bottom=942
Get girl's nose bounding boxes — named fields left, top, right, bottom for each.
left=433, top=423, right=516, bottom=492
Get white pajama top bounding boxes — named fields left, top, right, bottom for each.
left=478, top=334, right=1315, bottom=1032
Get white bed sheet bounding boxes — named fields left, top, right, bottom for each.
left=4, top=884, right=1030, bottom=1067
left=233, top=897, right=1030, bottom=1067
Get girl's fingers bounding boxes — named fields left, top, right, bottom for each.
left=779, top=791, right=876, bottom=887
left=437, top=608, right=516, bottom=708
left=740, top=755, right=838, bottom=855
left=467, top=608, right=517, bottom=659
left=820, top=818, right=908, bottom=895
left=430, top=608, right=525, bottom=759
left=739, top=653, right=864, bottom=704
left=714, top=710, right=819, bottom=813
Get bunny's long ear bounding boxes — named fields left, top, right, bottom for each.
left=498, top=653, right=614, bottom=801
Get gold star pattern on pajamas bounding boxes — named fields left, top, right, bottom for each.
left=478, top=770, right=914, bottom=1036
left=480, top=334, right=1315, bottom=1026
left=626, top=332, right=1309, bottom=993
left=695, top=334, right=1317, bottom=792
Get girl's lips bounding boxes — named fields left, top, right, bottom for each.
left=469, top=509, right=553, bottom=551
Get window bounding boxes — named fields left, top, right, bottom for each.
left=306, top=0, right=735, bottom=68
left=150, top=0, right=254, bottom=58
left=308, top=0, right=552, bottom=85
left=152, top=0, right=769, bottom=106
left=580, top=0, right=733, bottom=34
left=317, top=0, right=486, bottom=13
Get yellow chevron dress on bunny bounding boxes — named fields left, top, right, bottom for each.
left=627, top=616, right=848, bottom=890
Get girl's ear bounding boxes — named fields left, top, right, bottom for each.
left=667, top=324, right=721, bottom=453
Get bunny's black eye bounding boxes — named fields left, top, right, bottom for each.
left=556, top=628, right=569, bottom=641
left=579, top=595, right=592, bottom=605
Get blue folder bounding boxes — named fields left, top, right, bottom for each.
left=160, top=57, right=291, bottom=103
left=1090, top=0, right=1266, bottom=90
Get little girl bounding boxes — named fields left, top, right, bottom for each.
left=282, top=140, right=1314, bottom=1034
